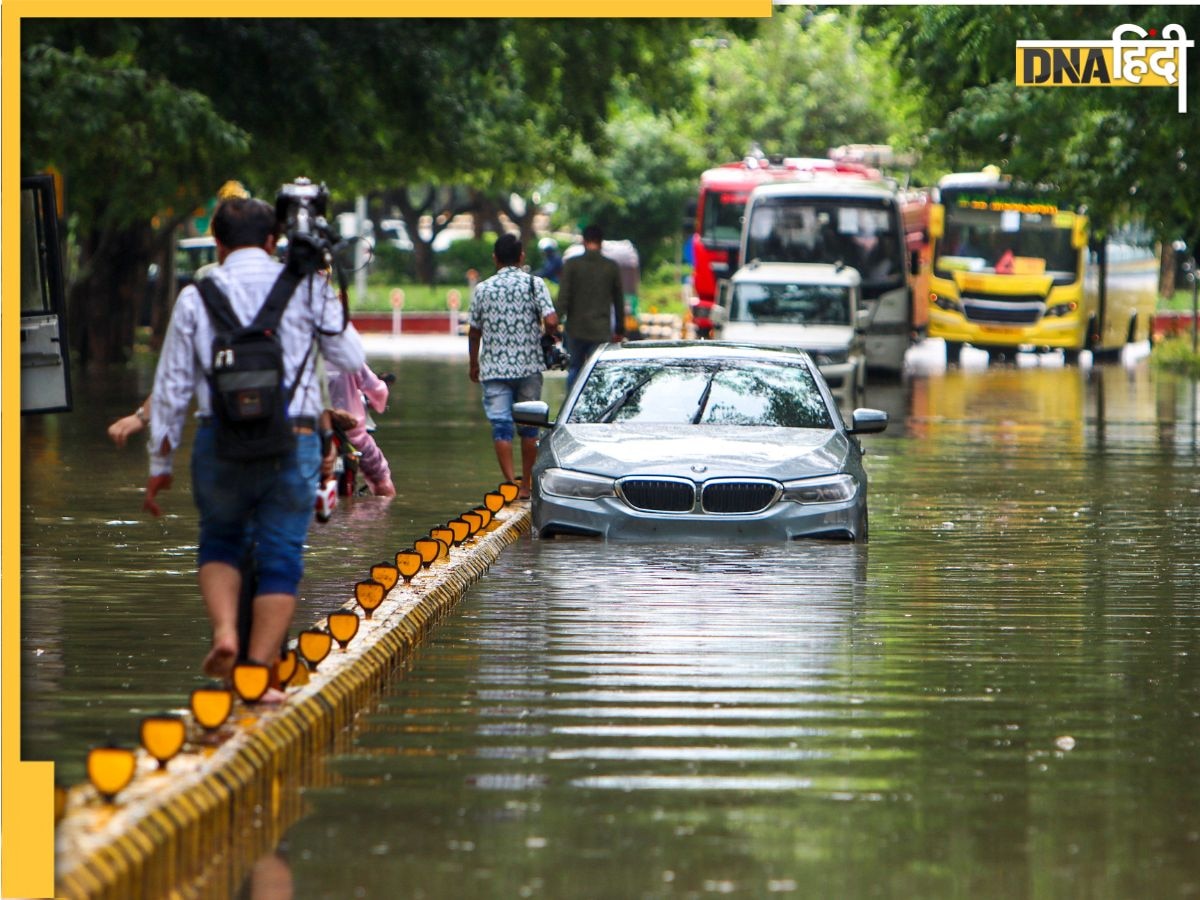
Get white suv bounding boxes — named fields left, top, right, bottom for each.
left=716, top=261, right=868, bottom=395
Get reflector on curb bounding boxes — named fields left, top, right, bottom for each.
left=447, top=519, right=470, bottom=544
left=232, top=662, right=271, bottom=703
left=395, top=549, right=422, bottom=582
left=498, top=482, right=519, bottom=503
left=87, top=745, right=137, bottom=802
left=190, top=686, right=234, bottom=732
left=461, top=511, right=483, bottom=536
left=472, top=507, right=493, bottom=528
left=298, top=630, right=333, bottom=670
left=484, top=492, right=505, bottom=513
left=276, top=650, right=299, bottom=687
left=355, top=580, right=385, bottom=618
left=370, top=563, right=399, bottom=593
left=413, top=537, right=443, bottom=567
left=328, top=610, right=360, bottom=649
left=430, top=526, right=455, bottom=549
left=139, top=715, right=187, bottom=769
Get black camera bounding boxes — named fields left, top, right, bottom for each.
left=275, top=177, right=338, bottom=276
left=541, top=334, right=569, bottom=370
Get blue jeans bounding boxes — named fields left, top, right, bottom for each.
left=191, top=424, right=322, bottom=596
left=482, top=374, right=543, bottom=442
left=566, top=337, right=602, bottom=391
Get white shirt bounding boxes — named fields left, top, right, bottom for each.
left=148, top=247, right=365, bottom=476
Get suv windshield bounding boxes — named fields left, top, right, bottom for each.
left=731, top=282, right=851, bottom=326
left=569, top=359, right=832, bottom=429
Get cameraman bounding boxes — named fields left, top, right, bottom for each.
left=144, top=195, right=364, bottom=699
left=468, top=234, right=559, bottom=499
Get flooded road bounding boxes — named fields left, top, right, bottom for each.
left=20, top=345, right=1200, bottom=896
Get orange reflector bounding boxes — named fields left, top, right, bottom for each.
left=232, top=662, right=272, bottom=703
left=276, top=649, right=299, bottom=687
left=370, top=563, right=399, bottom=593
left=290, top=663, right=310, bottom=687
left=413, top=538, right=442, bottom=567
left=298, top=629, right=333, bottom=669
left=447, top=519, right=470, bottom=544
left=190, top=687, right=234, bottom=731
left=86, top=745, right=137, bottom=802
left=395, top=549, right=422, bottom=581
left=355, top=580, right=386, bottom=618
left=498, top=482, right=520, bottom=503
left=484, top=492, right=505, bottom=513
left=328, top=610, right=360, bottom=648
left=430, top=527, right=455, bottom=549
left=461, top=511, right=483, bottom=535
left=139, top=715, right=186, bottom=769
left=472, top=507, right=493, bottom=528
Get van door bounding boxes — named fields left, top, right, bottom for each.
left=21, top=174, right=72, bottom=414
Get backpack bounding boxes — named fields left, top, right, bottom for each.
left=197, top=269, right=304, bottom=460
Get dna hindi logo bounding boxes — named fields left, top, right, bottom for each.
left=1016, top=24, right=1193, bottom=113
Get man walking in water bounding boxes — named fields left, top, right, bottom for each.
left=468, top=233, right=559, bottom=499
left=144, top=196, right=364, bottom=697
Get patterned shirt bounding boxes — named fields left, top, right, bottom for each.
left=148, top=247, right=365, bottom=476
left=468, top=267, right=555, bottom=381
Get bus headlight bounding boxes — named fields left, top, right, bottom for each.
left=542, top=468, right=616, bottom=500
left=813, top=348, right=849, bottom=366
left=781, top=474, right=857, bottom=503
left=1046, top=301, right=1078, bottom=317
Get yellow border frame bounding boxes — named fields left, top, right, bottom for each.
left=4, top=4, right=773, bottom=895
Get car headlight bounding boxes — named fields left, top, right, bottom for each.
left=780, top=474, right=857, bottom=503
left=541, top=468, right=617, bottom=500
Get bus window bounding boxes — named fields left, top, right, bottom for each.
left=21, top=174, right=72, bottom=414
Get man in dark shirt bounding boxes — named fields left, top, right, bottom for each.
left=556, top=224, right=625, bottom=389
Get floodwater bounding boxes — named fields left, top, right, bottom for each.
left=20, top=342, right=1200, bottom=897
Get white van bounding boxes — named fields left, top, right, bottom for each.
left=717, top=261, right=867, bottom=395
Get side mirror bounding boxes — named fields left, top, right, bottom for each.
left=513, top=400, right=554, bottom=429
left=1072, top=214, right=1088, bottom=250
left=855, top=307, right=871, bottom=333
left=847, top=408, right=888, bottom=435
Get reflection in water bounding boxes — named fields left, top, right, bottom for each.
left=20, top=354, right=1200, bottom=897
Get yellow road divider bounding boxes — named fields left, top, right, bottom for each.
left=55, top=503, right=530, bottom=899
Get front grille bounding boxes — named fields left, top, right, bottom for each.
left=961, top=293, right=1046, bottom=326
left=620, top=479, right=695, bottom=512
left=701, top=481, right=779, bottom=514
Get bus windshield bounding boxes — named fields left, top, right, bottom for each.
left=701, top=189, right=750, bottom=245
left=743, top=197, right=903, bottom=287
left=935, top=205, right=1079, bottom=283
left=731, top=282, right=851, bottom=326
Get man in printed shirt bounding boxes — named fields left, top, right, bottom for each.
left=145, top=197, right=365, bottom=697
left=468, top=233, right=559, bottom=499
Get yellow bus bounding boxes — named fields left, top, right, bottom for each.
left=927, top=169, right=1157, bottom=365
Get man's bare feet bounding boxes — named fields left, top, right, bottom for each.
left=258, top=687, right=288, bottom=705
left=202, top=634, right=238, bottom=678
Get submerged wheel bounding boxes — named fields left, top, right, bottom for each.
left=945, top=340, right=963, bottom=366
left=1063, top=347, right=1082, bottom=365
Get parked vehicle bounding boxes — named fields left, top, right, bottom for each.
left=715, top=261, right=867, bottom=396
left=927, top=167, right=1158, bottom=364
left=513, top=341, right=887, bottom=542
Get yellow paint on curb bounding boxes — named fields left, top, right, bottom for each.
left=55, top=506, right=530, bottom=899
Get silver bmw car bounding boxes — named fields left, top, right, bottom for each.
left=513, top=341, right=887, bottom=541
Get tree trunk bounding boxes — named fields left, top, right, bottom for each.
left=1160, top=241, right=1176, bottom=298
left=69, top=225, right=152, bottom=369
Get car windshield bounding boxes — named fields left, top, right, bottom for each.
left=568, top=358, right=833, bottom=429
left=731, top=281, right=851, bottom=326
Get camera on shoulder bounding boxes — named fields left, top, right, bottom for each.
left=275, top=177, right=336, bottom=277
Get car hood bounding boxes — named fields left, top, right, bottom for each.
left=547, top=424, right=851, bottom=480
left=719, top=322, right=855, bottom=352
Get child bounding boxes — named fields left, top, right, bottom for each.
left=326, top=363, right=396, bottom=497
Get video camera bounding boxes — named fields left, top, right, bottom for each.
left=275, top=177, right=340, bottom=277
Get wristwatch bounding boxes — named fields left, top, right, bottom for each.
left=135, top=405, right=149, bottom=424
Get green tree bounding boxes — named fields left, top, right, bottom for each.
left=21, top=44, right=248, bottom=367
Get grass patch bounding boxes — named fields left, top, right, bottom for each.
left=1162, top=288, right=1200, bottom=312
left=352, top=279, right=694, bottom=318
left=1151, top=336, right=1200, bottom=377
